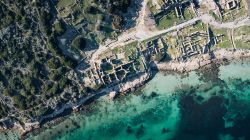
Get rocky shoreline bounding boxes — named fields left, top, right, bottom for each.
left=152, top=49, right=250, bottom=73
left=25, top=56, right=250, bottom=140
left=4, top=72, right=151, bottom=138
left=2, top=48, right=250, bottom=139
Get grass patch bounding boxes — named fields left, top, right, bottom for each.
left=233, top=26, right=250, bottom=49
left=194, top=20, right=204, bottom=30
left=217, top=40, right=232, bottom=48
left=212, top=28, right=227, bottom=35
left=211, top=27, right=233, bottom=49
left=134, top=58, right=145, bottom=71
left=234, top=41, right=250, bottom=49
left=156, top=11, right=178, bottom=29
left=209, top=10, right=221, bottom=21
left=147, top=0, right=158, bottom=15
left=183, top=7, right=194, bottom=20
left=220, top=0, right=247, bottom=22
left=234, top=26, right=250, bottom=36
left=100, top=41, right=139, bottom=60
left=112, top=47, right=120, bottom=54
left=167, top=46, right=180, bottom=59
left=57, top=0, right=75, bottom=8
left=124, top=41, right=138, bottom=59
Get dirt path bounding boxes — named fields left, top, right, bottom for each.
left=200, top=14, right=250, bottom=29
left=90, top=1, right=250, bottom=63
left=90, top=0, right=151, bottom=63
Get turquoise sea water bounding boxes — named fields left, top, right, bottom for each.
left=4, top=60, right=250, bottom=140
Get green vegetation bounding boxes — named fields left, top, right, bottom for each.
left=101, top=63, right=113, bottom=73
left=0, top=0, right=80, bottom=115
left=54, top=20, right=66, bottom=36
left=134, top=58, right=145, bottom=71
left=0, top=0, right=137, bottom=126
left=71, top=36, right=87, bottom=50
left=124, top=41, right=138, bottom=59
left=156, top=11, right=177, bottom=29
left=116, top=70, right=126, bottom=80
left=208, top=1, right=247, bottom=22
left=53, top=0, right=133, bottom=46
left=147, top=0, right=158, bottom=15
left=111, top=47, right=120, bottom=54
left=218, top=40, right=232, bottom=48
left=234, top=41, right=249, bottom=49
left=194, top=21, right=204, bottom=30
left=209, top=11, right=221, bottom=21
left=186, top=20, right=206, bottom=33
left=0, top=4, right=15, bottom=29
left=112, top=15, right=123, bottom=29
left=152, top=53, right=164, bottom=62
left=101, top=41, right=139, bottom=60
left=155, top=5, right=194, bottom=30
left=183, top=7, right=194, bottom=20
left=56, top=0, right=75, bottom=8
left=222, top=2, right=247, bottom=22
left=211, top=27, right=232, bottom=49
left=0, top=103, right=9, bottom=118
left=233, top=26, right=250, bottom=49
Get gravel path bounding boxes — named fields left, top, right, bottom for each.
left=90, top=0, right=250, bottom=63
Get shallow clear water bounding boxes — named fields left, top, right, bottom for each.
left=3, top=60, right=250, bottom=140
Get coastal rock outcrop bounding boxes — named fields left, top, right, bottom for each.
left=152, top=49, right=250, bottom=73
left=152, top=53, right=212, bottom=73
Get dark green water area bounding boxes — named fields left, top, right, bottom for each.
left=24, top=60, right=250, bottom=140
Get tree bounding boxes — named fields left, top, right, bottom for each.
left=71, top=36, right=87, bottom=50
left=54, top=20, right=66, bottom=36
left=101, top=62, right=113, bottom=72
left=13, top=95, right=27, bottom=110
left=0, top=103, right=8, bottom=118
left=112, top=15, right=123, bottom=29
left=47, top=57, right=61, bottom=69
left=86, top=6, right=99, bottom=14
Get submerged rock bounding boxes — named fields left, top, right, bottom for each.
left=126, top=126, right=133, bottom=134
left=136, top=124, right=145, bottom=138
left=161, top=128, right=170, bottom=134
left=149, top=91, right=159, bottom=98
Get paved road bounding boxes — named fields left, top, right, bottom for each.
left=200, top=14, right=250, bottom=29
left=90, top=16, right=201, bottom=63
left=90, top=11, right=250, bottom=63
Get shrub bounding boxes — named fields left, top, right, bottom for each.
left=54, top=20, right=66, bottom=36
left=112, top=15, right=123, bottom=29
left=71, top=36, right=87, bottom=50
